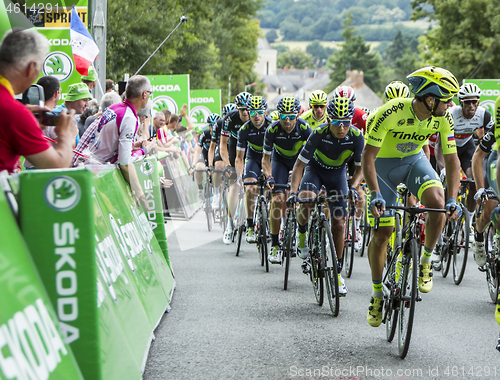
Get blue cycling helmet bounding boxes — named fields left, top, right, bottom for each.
left=206, top=113, right=221, bottom=125
left=234, top=92, right=252, bottom=109
left=222, top=103, right=236, bottom=117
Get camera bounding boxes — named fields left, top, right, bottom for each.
left=17, top=84, right=45, bottom=106
left=34, top=111, right=61, bottom=126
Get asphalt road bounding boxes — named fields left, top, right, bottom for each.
left=143, top=212, right=500, bottom=380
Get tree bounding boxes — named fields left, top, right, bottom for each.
left=266, top=29, right=278, bottom=43
left=306, top=41, right=335, bottom=68
left=277, top=49, right=314, bottom=69
left=411, top=0, right=500, bottom=80
left=326, top=13, right=384, bottom=92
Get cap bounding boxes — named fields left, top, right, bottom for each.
left=66, top=83, right=92, bottom=102
left=81, top=66, right=96, bottom=82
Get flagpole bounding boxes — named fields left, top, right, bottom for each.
left=134, top=16, right=188, bottom=76
left=91, top=62, right=105, bottom=98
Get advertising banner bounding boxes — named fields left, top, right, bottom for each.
left=464, top=79, right=500, bottom=122
left=0, top=187, right=84, bottom=380
left=147, top=74, right=190, bottom=126
left=189, top=89, right=222, bottom=129
left=24, top=1, right=95, bottom=103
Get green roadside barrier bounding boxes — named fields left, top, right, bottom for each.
left=18, top=166, right=175, bottom=379
left=0, top=185, right=84, bottom=379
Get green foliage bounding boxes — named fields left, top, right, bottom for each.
left=411, top=0, right=500, bottom=81
left=107, top=0, right=262, bottom=95
left=277, top=48, right=314, bottom=69
left=326, top=13, right=384, bottom=93
left=266, top=29, right=278, bottom=43
left=306, top=41, right=335, bottom=68
left=273, top=45, right=290, bottom=54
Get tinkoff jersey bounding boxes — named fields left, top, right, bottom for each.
left=366, top=98, right=457, bottom=158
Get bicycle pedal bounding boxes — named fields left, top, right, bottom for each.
left=416, top=296, right=422, bottom=302
left=478, top=266, right=487, bottom=273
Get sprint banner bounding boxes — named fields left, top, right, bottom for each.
left=190, top=89, right=222, bottom=129
left=147, top=74, right=190, bottom=127
left=0, top=186, right=84, bottom=379
left=464, top=79, right=500, bottom=122
left=19, top=166, right=175, bottom=379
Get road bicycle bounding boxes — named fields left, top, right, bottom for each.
left=244, top=176, right=271, bottom=272
left=298, top=194, right=347, bottom=317
left=359, top=184, right=372, bottom=257
left=378, top=197, right=447, bottom=358
left=194, top=168, right=214, bottom=231
left=343, top=199, right=356, bottom=278
left=234, top=180, right=247, bottom=256
left=272, top=184, right=293, bottom=290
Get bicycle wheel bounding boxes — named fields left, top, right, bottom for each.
left=283, top=211, right=295, bottom=290
left=485, top=224, right=499, bottom=302
left=441, top=222, right=452, bottom=278
left=220, top=189, right=228, bottom=233
left=398, top=238, right=418, bottom=359
left=344, top=210, right=355, bottom=278
left=259, top=199, right=269, bottom=272
left=235, top=225, right=245, bottom=257
left=452, top=213, right=469, bottom=285
left=309, top=222, right=324, bottom=306
left=385, top=251, right=399, bottom=342
left=323, top=221, right=340, bottom=316
left=360, top=206, right=371, bottom=257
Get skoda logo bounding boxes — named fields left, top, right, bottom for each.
left=42, top=51, right=74, bottom=82
left=44, top=176, right=81, bottom=212
left=152, top=95, right=178, bottom=114
left=139, top=161, right=155, bottom=176
left=190, top=106, right=212, bottom=124
left=480, top=100, right=495, bottom=122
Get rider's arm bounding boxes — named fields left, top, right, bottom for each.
left=443, top=152, right=461, bottom=200
left=290, top=159, right=307, bottom=194
left=471, top=146, right=488, bottom=190
left=475, top=127, right=485, bottom=140
left=208, top=141, right=215, bottom=167
left=235, top=149, right=245, bottom=178
left=262, top=153, right=272, bottom=178
left=220, top=135, right=230, bottom=167
left=422, top=144, right=430, bottom=160
left=190, top=145, right=202, bottom=170
left=434, top=134, right=445, bottom=171
left=361, top=144, right=381, bottom=194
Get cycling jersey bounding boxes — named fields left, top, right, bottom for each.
left=298, top=124, right=364, bottom=170
left=300, top=108, right=327, bottom=131
left=364, top=107, right=380, bottom=136
left=198, top=129, right=211, bottom=152
left=366, top=98, right=457, bottom=158
left=263, top=118, right=312, bottom=160
left=222, top=109, right=246, bottom=140
left=449, top=105, right=493, bottom=147
left=237, top=117, right=271, bottom=161
left=211, top=118, right=224, bottom=144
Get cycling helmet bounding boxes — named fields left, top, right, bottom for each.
left=458, top=83, right=481, bottom=101
left=407, top=66, right=459, bottom=100
left=206, top=113, right=221, bottom=125
left=270, top=110, right=279, bottom=121
left=384, top=81, right=410, bottom=100
left=309, top=90, right=327, bottom=106
left=248, top=96, right=268, bottom=110
left=222, top=103, right=236, bottom=117
left=333, top=85, right=356, bottom=102
left=234, top=92, right=252, bottom=109
left=276, top=97, right=301, bottom=114
left=360, top=106, right=371, bottom=115
left=327, top=97, right=355, bottom=120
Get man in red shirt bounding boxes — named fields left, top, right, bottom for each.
left=0, top=28, right=75, bottom=174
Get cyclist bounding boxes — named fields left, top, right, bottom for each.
left=190, top=113, right=221, bottom=201
left=362, top=66, right=461, bottom=327
left=471, top=101, right=498, bottom=268
left=300, top=90, right=328, bottom=130
left=448, top=83, right=493, bottom=214
left=288, top=97, right=364, bottom=296
left=333, top=85, right=367, bottom=134
left=220, top=93, right=251, bottom=244
left=270, top=110, right=279, bottom=121
left=209, top=103, right=236, bottom=210
left=235, top=96, right=273, bottom=246
left=262, top=97, right=312, bottom=263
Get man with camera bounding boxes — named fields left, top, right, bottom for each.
left=0, top=28, right=75, bottom=173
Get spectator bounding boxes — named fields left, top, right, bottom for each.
left=150, top=111, right=166, bottom=139
left=73, top=75, right=153, bottom=188
left=81, top=66, right=96, bottom=90
left=136, top=100, right=153, bottom=142
left=0, top=28, right=75, bottom=173
left=77, top=99, right=99, bottom=137
left=36, top=75, right=60, bottom=111
left=105, top=79, right=115, bottom=93
left=83, top=91, right=122, bottom=133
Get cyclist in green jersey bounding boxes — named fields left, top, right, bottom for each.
left=300, top=90, right=328, bottom=131
left=362, top=67, right=461, bottom=327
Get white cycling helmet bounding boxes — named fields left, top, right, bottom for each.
left=458, top=83, right=481, bottom=101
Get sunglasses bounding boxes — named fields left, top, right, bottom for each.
left=279, top=114, right=297, bottom=121
left=313, top=105, right=326, bottom=109
left=249, top=110, right=265, bottom=116
left=463, top=99, right=478, bottom=105
left=331, top=119, right=351, bottom=128
left=238, top=107, right=248, bottom=111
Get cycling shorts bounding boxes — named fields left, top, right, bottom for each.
left=243, top=157, right=261, bottom=180
left=271, top=156, right=295, bottom=194
left=298, top=164, right=348, bottom=218
left=375, top=150, right=442, bottom=226
left=457, top=138, right=475, bottom=173
left=214, top=145, right=222, bottom=163
left=487, top=150, right=499, bottom=199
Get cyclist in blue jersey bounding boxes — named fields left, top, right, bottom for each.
left=288, top=97, right=364, bottom=296
left=221, top=92, right=251, bottom=244
left=262, top=97, right=312, bottom=263
left=235, top=96, right=273, bottom=246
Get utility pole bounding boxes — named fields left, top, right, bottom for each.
left=89, top=0, right=106, bottom=102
